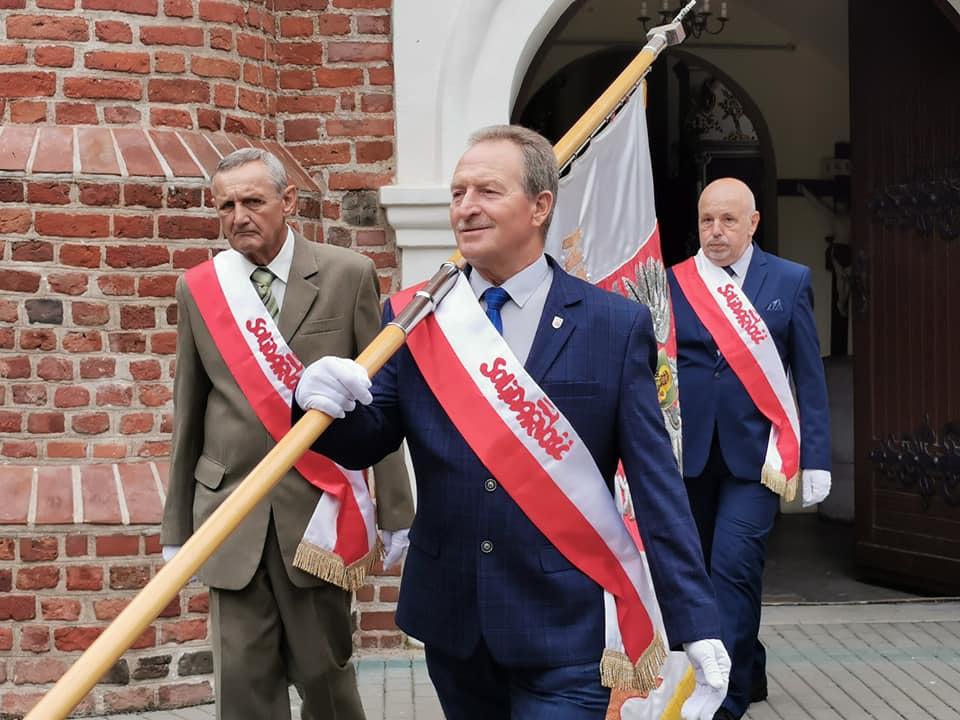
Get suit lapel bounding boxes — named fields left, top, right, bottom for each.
left=742, top=244, right=769, bottom=306
left=524, top=260, right=582, bottom=384
left=277, top=233, right=320, bottom=340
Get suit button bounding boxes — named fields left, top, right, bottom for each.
left=480, top=540, right=494, bottom=554
left=484, top=478, right=498, bottom=492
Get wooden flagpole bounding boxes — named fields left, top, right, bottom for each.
left=23, top=9, right=690, bottom=718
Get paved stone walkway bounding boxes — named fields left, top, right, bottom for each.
left=81, top=601, right=960, bottom=720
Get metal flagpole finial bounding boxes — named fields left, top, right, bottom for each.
left=642, top=1, right=692, bottom=53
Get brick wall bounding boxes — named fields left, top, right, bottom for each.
left=1, top=0, right=409, bottom=714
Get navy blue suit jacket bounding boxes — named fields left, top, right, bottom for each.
left=666, top=247, right=831, bottom=480
left=305, top=259, right=720, bottom=666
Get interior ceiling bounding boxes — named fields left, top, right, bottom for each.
left=557, top=0, right=849, bottom=68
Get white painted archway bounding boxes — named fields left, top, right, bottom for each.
left=381, top=0, right=575, bottom=286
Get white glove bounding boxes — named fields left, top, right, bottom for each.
left=802, top=469, right=831, bottom=508
left=381, top=528, right=410, bottom=570
left=681, top=638, right=730, bottom=720
left=295, top=356, right=372, bottom=419
left=161, top=544, right=180, bottom=563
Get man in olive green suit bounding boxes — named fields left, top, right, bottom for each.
left=161, top=148, right=413, bottom=720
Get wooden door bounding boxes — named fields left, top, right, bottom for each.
left=850, top=0, right=960, bottom=594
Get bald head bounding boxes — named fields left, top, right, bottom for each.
left=697, top=177, right=760, bottom=266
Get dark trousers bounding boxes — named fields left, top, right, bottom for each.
left=210, top=515, right=364, bottom=720
left=424, top=637, right=610, bottom=720
left=684, top=439, right=779, bottom=719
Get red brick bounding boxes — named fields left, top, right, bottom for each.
left=0, top=568, right=10, bottom=592
left=35, top=357, right=71, bottom=381
left=41, top=598, right=81, bottom=621
left=359, top=610, right=398, bottom=631
left=115, top=214, right=154, bottom=238
left=0, top=179, right=25, bottom=202
left=0, top=628, right=12, bottom=651
left=66, top=534, right=88, bottom=556
left=356, top=140, right=393, bottom=163
left=108, top=332, right=146, bottom=353
left=85, top=50, right=150, bottom=74
left=57, top=101, right=100, bottom=124
left=0, top=355, right=32, bottom=378
left=0, top=71, right=56, bottom=97
left=82, top=0, right=158, bottom=13
left=0, top=595, right=36, bottom=620
left=368, top=65, right=393, bottom=85
left=94, top=443, right=127, bottom=459
left=20, top=626, right=51, bottom=653
left=60, top=243, right=101, bottom=268
left=357, top=14, right=390, bottom=34
left=72, top=302, right=110, bottom=326
left=120, top=412, right=154, bottom=434
left=35, top=212, right=110, bottom=238
left=95, top=20, right=132, bottom=43
left=54, top=626, right=103, bottom=651
left=27, top=411, right=65, bottom=434
left=12, top=383, right=47, bottom=405
left=99, top=274, right=136, bottom=295
left=276, top=42, right=325, bottom=66
left=17, top=565, right=60, bottom=590
left=0, top=209, right=32, bottom=234
left=327, top=41, right=390, bottom=63
left=103, top=686, right=155, bottom=713
left=104, top=105, right=141, bottom=123
left=63, top=76, right=142, bottom=100
left=139, top=275, right=177, bottom=297
left=141, top=26, right=204, bottom=46
left=280, top=16, right=314, bottom=36
left=10, top=100, right=47, bottom=123
left=37, top=0, right=77, bottom=8
left=171, top=247, right=208, bottom=269
left=14, top=658, right=66, bottom=684
left=355, top=585, right=374, bottom=602
left=210, top=27, right=232, bottom=51
left=27, top=181, right=70, bottom=204
left=49, top=272, right=89, bottom=295
left=19, top=329, right=56, bottom=351
left=191, top=55, right=241, bottom=79
left=96, top=534, right=139, bottom=556
left=8, top=239, right=50, bottom=265
left=153, top=51, right=185, bottom=73
left=79, top=183, right=121, bottom=206
left=7, top=15, right=88, bottom=41
left=2, top=440, right=38, bottom=458
left=319, top=13, right=350, bottom=34
left=63, top=331, right=103, bottom=353
left=48, top=441, right=86, bottom=458
left=157, top=215, right=219, bottom=240
left=144, top=533, right=161, bottom=554
left=223, top=115, right=260, bottom=137
left=333, top=0, right=389, bottom=6
left=20, top=537, right=58, bottom=562
left=66, top=565, right=103, bottom=590
left=329, top=172, right=394, bottom=190
left=326, top=118, right=393, bottom=138
left=187, top=591, right=209, bottom=613
left=238, top=88, right=266, bottom=114
left=0, top=537, right=14, bottom=560
left=236, top=33, right=265, bottom=59
left=361, top=92, right=393, bottom=113
left=276, top=94, right=337, bottom=114
left=35, top=45, right=74, bottom=67
left=158, top=682, right=213, bottom=708
left=160, top=618, right=207, bottom=643
left=198, top=0, right=244, bottom=24
left=106, top=244, right=170, bottom=267
left=151, top=107, right=193, bottom=128
left=124, top=185, right=165, bottom=208
left=110, top=565, right=151, bottom=589
left=0, top=44, right=28, bottom=64
left=130, top=359, right=162, bottom=380
left=139, top=383, right=172, bottom=405
left=93, top=597, right=130, bottom=620
left=73, top=413, right=110, bottom=434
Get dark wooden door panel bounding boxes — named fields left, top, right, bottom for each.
left=850, top=0, right=960, bottom=593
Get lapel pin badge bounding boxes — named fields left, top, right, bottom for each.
left=552, top=316, right=564, bottom=329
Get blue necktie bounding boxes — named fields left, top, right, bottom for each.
left=483, top=287, right=510, bottom=335
left=723, top=265, right=736, bottom=277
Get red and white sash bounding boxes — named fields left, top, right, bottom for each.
left=391, top=274, right=666, bottom=693
left=184, top=249, right=380, bottom=590
left=672, top=251, right=800, bottom=499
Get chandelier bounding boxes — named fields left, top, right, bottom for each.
left=638, top=0, right=729, bottom=38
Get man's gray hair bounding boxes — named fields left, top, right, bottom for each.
left=467, top=125, right=558, bottom=234
left=214, top=148, right=289, bottom=196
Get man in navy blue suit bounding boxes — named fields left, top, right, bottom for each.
left=295, top=126, right=731, bottom=720
left=667, top=178, right=832, bottom=720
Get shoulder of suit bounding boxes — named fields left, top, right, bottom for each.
left=761, top=250, right=811, bottom=281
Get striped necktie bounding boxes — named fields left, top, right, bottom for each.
left=251, top=267, right=279, bottom=320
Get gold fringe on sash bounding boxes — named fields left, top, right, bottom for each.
left=600, top=632, right=667, bottom=694
left=293, top=537, right=385, bottom=591
left=761, top=464, right=798, bottom=502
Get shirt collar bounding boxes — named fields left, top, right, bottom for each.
left=236, top=226, right=295, bottom=282
left=468, top=254, right=550, bottom=308
left=729, top=242, right=754, bottom=279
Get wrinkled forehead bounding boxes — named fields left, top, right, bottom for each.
left=452, top=140, right=523, bottom=184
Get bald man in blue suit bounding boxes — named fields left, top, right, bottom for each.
left=667, top=178, right=832, bottom=720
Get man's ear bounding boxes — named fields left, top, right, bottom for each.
left=281, top=184, right=298, bottom=216
left=749, top=210, right=760, bottom=237
left=532, top=190, right=554, bottom=228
